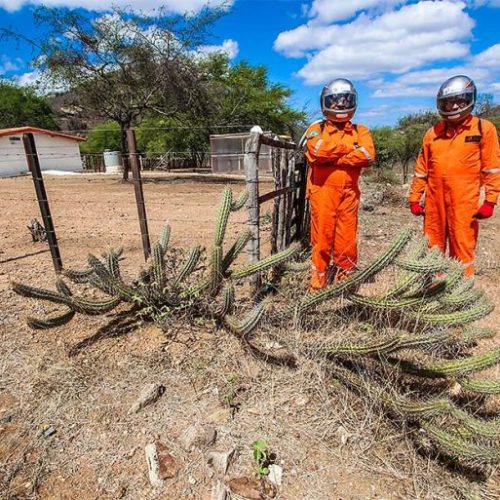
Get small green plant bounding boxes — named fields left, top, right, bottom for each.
left=251, top=439, right=275, bottom=479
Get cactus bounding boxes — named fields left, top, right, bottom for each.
left=327, top=336, right=403, bottom=356
left=408, top=302, right=494, bottom=327
left=458, top=377, right=500, bottom=395
left=222, top=231, right=252, bottom=272
left=390, top=347, right=500, bottom=378
left=213, top=281, right=235, bottom=318
left=173, top=246, right=202, bottom=287
left=326, top=331, right=457, bottom=357
left=230, top=190, right=249, bottom=211
left=13, top=195, right=500, bottom=474
left=151, top=243, right=166, bottom=295
left=105, top=247, right=123, bottom=279
left=214, top=186, right=232, bottom=247
left=281, top=227, right=413, bottom=318
left=225, top=300, right=267, bottom=337
left=231, top=243, right=301, bottom=279
left=439, top=288, right=484, bottom=309
left=13, top=282, right=74, bottom=307
left=27, top=309, right=76, bottom=329
left=421, top=422, right=500, bottom=463
left=210, top=245, right=223, bottom=291
left=13, top=187, right=285, bottom=342
left=63, top=267, right=94, bottom=283
left=159, top=224, right=171, bottom=254
left=395, top=259, right=448, bottom=273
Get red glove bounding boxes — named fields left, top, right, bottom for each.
left=473, top=201, right=495, bottom=219
left=410, top=202, right=425, bottom=216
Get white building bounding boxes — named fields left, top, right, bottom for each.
left=0, top=126, right=85, bottom=177
left=210, top=132, right=272, bottom=174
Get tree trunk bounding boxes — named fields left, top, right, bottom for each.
left=120, top=123, right=131, bottom=182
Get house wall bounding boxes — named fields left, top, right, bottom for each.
left=0, top=133, right=83, bottom=178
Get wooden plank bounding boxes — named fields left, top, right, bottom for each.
left=244, top=130, right=262, bottom=292
left=259, top=135, right=297, bottom=150
left=258, top=186, right=293, bottom=204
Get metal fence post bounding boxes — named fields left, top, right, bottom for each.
left=22, top=133, right=63, bottom=274
left=126, top=129, right=151, bottom=261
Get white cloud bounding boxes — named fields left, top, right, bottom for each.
left=274, top=1, right=474, bottom=84
left=0, top=56, right=22, bottom=74
left=13, top=70, right=41, bottom=86
left=308, top=0, right=406, bottom=23
left=199, top=39, right=239, bottom=59
left=371, top=44, right=500, bottom=97
left=0, top=0, right=231, bottom=14
left=357, top=103, right=431, bottom=120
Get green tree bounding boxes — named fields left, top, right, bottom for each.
left=79, top=121, right=121, bottom=154
left=393, top=124, right=428, bottom=183
left=0, top=79, right=58, bottom=130
left=200, top=54, right=306, bottom=137
left=392, top=112, right=440, bottom=183
left=397, top=111, right=440, bottom=129
left=2, top=5, right=226, bottom=179
left=136, top=54, right=306, bottom=167
left=371, top=126, right=398, bottom=172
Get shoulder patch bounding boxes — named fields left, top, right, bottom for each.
left=307, top=130, right=320, bottom=139
left=465, top=135, right=481, bottom=143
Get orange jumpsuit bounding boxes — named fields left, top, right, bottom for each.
left=409, top=115, right=500, bottom=276
left=305, top=120, right=375, bottom=290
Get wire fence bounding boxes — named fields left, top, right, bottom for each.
left=0, top=129, right=306, bottom=281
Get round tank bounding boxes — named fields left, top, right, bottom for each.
left=103, top=150, right=122, bottom=173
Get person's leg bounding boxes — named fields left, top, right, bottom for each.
left=309, top=185, right=341, bottom=290
left=331, top=185, right=359, bottom=280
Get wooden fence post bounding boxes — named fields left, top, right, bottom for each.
left=244, top=128, right=262, bottom=291
left=126, top=129, right=151, bottom=261
left=23, top=133, right=63, bottom=274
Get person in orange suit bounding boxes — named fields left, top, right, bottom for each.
left=409, top=75, right=500, bottom=276
left=303, top=78, right=375, bottom=291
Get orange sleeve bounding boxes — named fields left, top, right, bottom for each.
left=409, top=131, right=431, bottom=203
left=305, top=123, right=351, bottom=166
left=480, top=120, right=500, bottom=204
left=336, top=124, right=375, bottom=168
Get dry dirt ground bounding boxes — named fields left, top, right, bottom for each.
left=0, top=173, right=499, bottom=500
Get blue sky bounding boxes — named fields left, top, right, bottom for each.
left=0, top=0, right=499, bottom=127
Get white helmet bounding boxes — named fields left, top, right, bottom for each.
left=320, top=78, right=357, bottom=123
left=436, top=75, right=476, bottom=122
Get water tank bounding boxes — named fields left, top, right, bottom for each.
left=103, top=150, right=122, bottom=174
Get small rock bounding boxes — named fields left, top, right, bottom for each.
left=129, top=383, right=165, bottom=414
left=145, top=445, right=163, bottom=487
left=179, top=425, right=217, bottom=451
left=268, top=464, right=283, bottom=487
left=43, top=426, right=57, bottom=438
left=206, top=448, right=236, bottom=474
left=226, top=477, right=262, bottom=500
left=247, top=407, right=261, bottom=416
left=1, top=414, right=12, bottom=423
left=157, top=443, right=179, bottom=480
left=188, top=476, right=197, bottom=485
